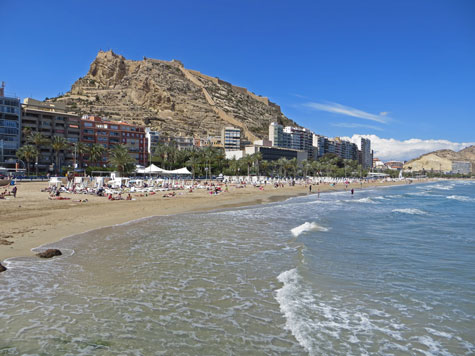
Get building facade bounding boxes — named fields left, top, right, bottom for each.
left=221, top=126, right=241, bottom=151
left=0, top=94, right=21, bottom=165
left=80, top=116, right=148, bottom=166
left=360, top=138, right=372, bottom=169
left=21, top=98, right=81, bottom=169
left=245, top=145, right=307, bottom=162
left=451, top=161, right=472, bottom=175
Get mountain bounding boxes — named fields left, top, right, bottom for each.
left=403, top=145, right=475, bottom=172
left=50, top=50, right=296, bottom=141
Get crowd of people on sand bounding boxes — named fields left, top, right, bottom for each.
left=9, top=174, right=418, bottom=203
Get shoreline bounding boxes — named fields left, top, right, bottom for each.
left=0, top=179, right=431, bottom=262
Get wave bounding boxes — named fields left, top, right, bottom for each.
left=431, top=184, right=455, bottom=191
left=344, top=197, right=376, bottom=204
left=447, top=195, right=474, bottom=202
left=392, top=208, right=428, bottom=215
left=291, top=222, right=328, bottom=237
left=275, top=269, right=317, bottom=354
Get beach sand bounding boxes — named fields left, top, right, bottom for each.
left=0, top=179, right=413, bottom=261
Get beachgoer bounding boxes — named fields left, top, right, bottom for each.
left=12, top=186, right=17, bottom=198
left=309, top=185, right=312, bottom=194
left=351, top=188, right=354, bottom=195
left=126, top=193, right=132, bottom=200
left=318, top=188, right=320, bottom=198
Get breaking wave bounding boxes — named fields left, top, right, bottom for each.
left=392, top=208, right=428, bottom=215
left=291, top=222, right=329, bottom=237
left=447, top=195, right=474, bottom=202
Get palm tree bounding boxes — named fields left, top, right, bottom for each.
left=228, top=158, right=240, bottom=176
left=109, top=144, right=136, bottom=176
left=72, top=142, right=88, bottom=169
left=276, top=157, right=287, bottom=177
left=186, top=151, right=200, bottom=179
left=252, top=152, right=263, bottom=176
left=16, top=145, right=38, bottom=176
left=203, top=147, right=216, bottom=179
left=242, top=155, right=254, bottom=177
left=27, top=132, right=50, bottom=176
left=51, top=136, right=70, bottom=175
left=87, top=143, right=106, bottom=167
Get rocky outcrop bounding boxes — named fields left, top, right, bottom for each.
left=51, top=50, right=296, bottom=140
left=37, top=249, right=62, bottom=259
left=0, top=263, right=6, bottom=273
left=404, top=146, right=475, bottom=172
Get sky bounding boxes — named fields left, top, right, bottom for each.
left=1, top=0, right=474, bottom=160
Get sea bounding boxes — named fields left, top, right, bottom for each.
left=1, top=180, right=474, bottom=355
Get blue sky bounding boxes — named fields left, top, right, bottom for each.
left=1, top=0, right=474, bottom=158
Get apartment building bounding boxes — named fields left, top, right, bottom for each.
left=360, top=138, right=372, bottom=169
left=21, top=98, right=81, bottom=169
left=0, top=88, right=21, bottom=165
left=80, top=115, right=148, bottom=166
left=221, top=126, right=241, bottom=151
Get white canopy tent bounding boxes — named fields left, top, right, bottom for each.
left=136, top=164, right=164, bottom=175
left=136, top=165, right=191, bottom=176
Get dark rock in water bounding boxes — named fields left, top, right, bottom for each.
left=37, top=249, right=62, bottom=258
left=0, top=263, right=6, bottom=272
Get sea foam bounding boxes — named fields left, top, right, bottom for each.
left=392, top=208, right=427, bottom=215
left=291, top=222, right=328, bottom=237
left=275, top=269, right=316, bottom=354
left=447, top=195, right=474, bottom=202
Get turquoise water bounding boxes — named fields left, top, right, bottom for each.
left=1, top=180, right=474, bottom=355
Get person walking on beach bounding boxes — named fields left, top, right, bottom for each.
left=309, top=185, right=312, bottom=194
left=12, top=186, right=17, bottom=198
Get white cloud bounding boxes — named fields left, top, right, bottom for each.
left=332, top=122, right=384, bottom=131
left=341, top=134, right=475, bottom=161
left=305, top=101, right=390, bottom=124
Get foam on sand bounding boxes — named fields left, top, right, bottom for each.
left=291, top=222, right=328, bottom=237
left=392, top=208, right=427, bottom=215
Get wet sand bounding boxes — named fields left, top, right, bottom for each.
left=0, top=179, right=415, bottom=261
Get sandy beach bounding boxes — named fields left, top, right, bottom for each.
left=0, top=179, right=415, bottom=262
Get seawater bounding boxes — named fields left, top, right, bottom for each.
left=1, top=180, right=474, bottom=355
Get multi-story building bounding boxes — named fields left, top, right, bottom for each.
left=451, top=161, right=472, bottom=175
left=313, top=134, right=326, bottom=158
left=360, top=138, right=372, bottom=169
left=269, top=123, right=314, bottom=158
left=222, top=126, right=241, bottom=151
left=21, top=98, right=81, bottom=170
left=0, top=86, right=21, bottom=165
left=80, top=115, right=148, bottom=166
left=245, top=145, right=307, bottom=162
left=334, top=137, right=358, bottom=160
left=269, top=122, right=291, bottom=148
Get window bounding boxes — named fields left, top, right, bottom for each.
left=84, top=122, right=93, bottom=127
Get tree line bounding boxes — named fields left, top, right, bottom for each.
left=16, top=132, right=373, bottom=178
left=16, top=130, right=135, bottom=176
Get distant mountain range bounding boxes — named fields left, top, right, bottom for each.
left=403, top=145, right=475, bottom=172
left=50, top=50, right=296, bottom=140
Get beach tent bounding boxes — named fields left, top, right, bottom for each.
left=166, top=167, right=192, bottom=175
left=137, top=164, right=164, bottom=175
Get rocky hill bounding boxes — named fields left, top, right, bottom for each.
left=51, top=50, right=296, bottom=140
left=403, top=146, right=475, bottom=172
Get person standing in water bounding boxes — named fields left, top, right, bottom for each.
left=351, top=188, right=354, bottom=195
